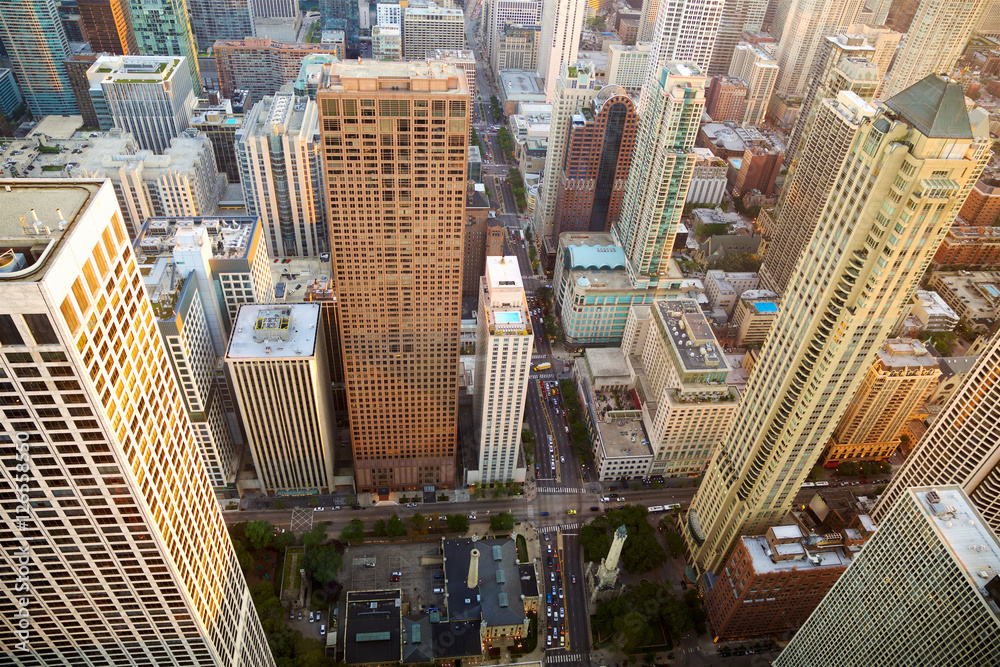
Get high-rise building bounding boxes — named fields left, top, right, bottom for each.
left=320, top=0, right=360, bottom=55
left=252, top=0, right=298, bottom=19
left=214, top=38, right=343, bottom=105
left=64, top=51, right=103, bottom=130
left=190, top=96, right=244, bottom=184
left=773, top=0, right=864, bottom=97
left=783, top=33, right=878, bottom=170
left=959, top=178, right=1000, bottom=226
left=615, top=62, right=707, bottom=288
left=493, top=24, right=542, bottom=74
left=873, top=330, right=1000, bottom=534
left=683, top=76, right=991, bottom=576
left=317, top=60, right=469, bottom=492
left=708, top=0, right=767, bottom=76
left=187, top=0, right=256, bottom=51
left=758, top=91, right=876, bottom=296
left=0, top=0, right=78, bottom=115
left=733, top=289, right=779, bottom=347
left=87, top=55, right=196, bottom=154
left=639, top=0, right=724, bottom=106
left=372, top=25, right=402, bottom=61
left=705, top=76, right=748, bottom=122
left=0, top=179, right=272, bottom=665
left=485, top=0, right=542, bottom=66
left=0, top=68, right=24, bottom=120
left=78, top=0, right=138, bottom=54
left=536, top=63, right=599, bottom=238
left=729, top=41, right=779, bottom=125
left=402, top=5, right=465, bottom=60
left=776, top=486, right=1000, bottom=665
left=884, top=0, right=989, bottom=98
left=236, top=90, right=327, bottom=258
left=227, top=303, right=336, bottom=494
left=637, top=0, right=659, bottom=42
left=537, top=0, right=588, bottom=100
left=821, top=338, right=941, bottom=467
left=555, top=87, right=639, bottom=234
left=470, top=256, right=532, bottom=484
left=977, top=0, right=1000, bottom=39
left=606, top=43, right=651, bottom=93
left=848, top=23, right=903, bottom=89
left=129, top=0, right=202, bottom=96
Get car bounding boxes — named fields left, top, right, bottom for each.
left=332, top=506, right=341, bottom=510
left=351, top=505, right=363, bottom=510
left=406, top=502, right=418, bottom=508
left=309, top=612, right=315, bottom=623
left=560, top=455, right=565, bottom=463
left=590, top=506, right=600, bottom=511
left=616, top=496, right=626, bottom=501
left=391, top=571, right=402, bottom=577
left=434, top=573, right=444, bottom=579
left=390, top=575, right=400, bottom=582
left=320, top=624, right=326, bottom=636
left=600, top=496, right=610, bottom=502
left=547, top=637, right=552, bottom=647
left=438, top=515, right=446, bottom=521
left=546, top=605, right=551, bottom=615
left=571, top=575, right=577, bottom=584
left=566, top=509, right=577, bottom=515
left=290, top=610, right=295, bottom=620
left=433, top=587, right=444, bottom=594
left=550, top=572, right=555, bottom=582
left=468, top=514, right=477, bottom=519
left=298, top=611, right=302, bottom=620
left=540, top=511, right=549, bottom=516
left=314, top=507, right=324, bottom=512
left=547, top=556, right=553, bottom=567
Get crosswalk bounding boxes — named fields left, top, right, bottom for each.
left=546, top=652, right=582, bottom=663
left=537, top=486, right=583, bottom=494
left=538, top=522, right=581, bottom=533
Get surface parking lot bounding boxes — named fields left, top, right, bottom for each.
left=345, top=541, right=447, bottom=614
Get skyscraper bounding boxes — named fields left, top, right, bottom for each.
left=236, top=90, right=328, bottom=258
left=485, top=0, right=542, bottom=66
left=776, top=486, right=1000, bottom=665
left=471, top=256, right=532, bottom=484
left=758, top=91, right=876, bottom=296
left=537, top=0, right=588, bottom=100
left=683, top=76, right=991, bottom=575
left=401, top=5, right=465, bottom=60
left=773, top=0, right=864, bottom=97
left=639, top=0, right=724, bottom=105
left=78, top=0, right=138, bottom=54
left=0, top=0, right=78, bottom=115
left=873, top=329, right=1000, bottom=534
left=317, top=60, right=469, bottom=492
left=214, top=38, right=343, bottom=104
left=707, top=0, right=767, bottom=76
left=0, top=180, right=272, bottom=665
left=729, top=42, right=779, bottom=126
left=883, top=0, right=989, bottom=98
left=616, top=62, right=707, bottom=287
left=555, top=87, right=639, bottom=234
left=320, top=0, right=360, bottom=56
left=129, top=0, right=202, bottom=96
left=186, top=0, right=256, bottom=51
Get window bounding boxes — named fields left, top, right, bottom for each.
left=0, top=315, right=24, bottom=346
left=24, top=314, right=59, bottom=345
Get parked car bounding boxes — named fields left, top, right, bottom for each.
left=540, top=511, right=549, bottom=516
left=433, top=588, right=445, bottom=594
left=314, top=507, right=324, bottom=512
left=320, top=624, right=326, bottom=636
left=434, top=573, right=444, bottom=579
left=309, top=612, right=314, bottom=623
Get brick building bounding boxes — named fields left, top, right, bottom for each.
left=933, top=221, right=1000, bottom=269
left=705, top=76, right=747, bottom=123
left=958, top=178, right=1000, bottom=226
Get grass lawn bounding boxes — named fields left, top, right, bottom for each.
left=510, top=612, right=537, bottom=655
left=516, top=534, right=528, bottom=563
left=282, top=547, right=304, bottom=595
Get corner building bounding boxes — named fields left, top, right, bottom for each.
left=318, top=61, right=468, bottom=492
left=683, top=76, right=992, bottom=576
left=0, top=181, right=272, bottom=666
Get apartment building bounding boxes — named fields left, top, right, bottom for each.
left=402, top=5, right=465, bottom=60
left=733, top=290, right=778, bottom=347
left=128, top=0, right=201, bottom=95
left=214, top=37, right=343, bottom=104
left=0, top=0, right=78, bottom=115
left=729, top=42, right=779, bottom=126
left=606, top=43, right=651, bottom=93
left=77, top=0, right=138, bottom=55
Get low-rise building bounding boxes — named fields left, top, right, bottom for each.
left=498, top=70, right=547, bottom=114
left=493, top=24, right=540, bottom=75
left=704, top=269, right=760, bottom=316
left=214, top=37, right=343, bottom=104
left=688, top=148, right=728, bottom=205
left=933, top=222, right=1000, bottom=270
left=704, top=523, right=869, bottom=641
left=958, top=178, right=1000, bottom=226
left=344, top=590, right=403, bottom=665
left=928, top=271, right=1000, bottom=332
left=731, top=134, right=784, bottom=198
left=733, top=290, right=779, bottom=347
left=372, top=25, right=402, bottom=61
left=908, top=290, right=959, bottom=332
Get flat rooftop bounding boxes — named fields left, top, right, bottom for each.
left=876, top=338, right=939, bottom=370
left=655, top=300, right=730, bottom=373
left=743, top=536, right=854, bottom=575
left=135, top=216, right=259, bottom=262
left=227, top=303, right=321, bottom=359
left=270, top=256, right=334, bottom=302
left=344, top=589, right=403, bottom=665
left=499, top=70, right=545, bottom=97
left=596, top=419, right=652, bottom=461
left=0, top=180, right=103, bottom=282
left=318, top=60, right=468, bottom=93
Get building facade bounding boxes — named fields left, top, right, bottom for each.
left=639, top=0, right=725, bottom=101
left=729, top=43, right=779, bottom=125
left=128, top=0, right=202, bottom=96
left=684, top=76, right=991, bottom=576
left=186, top=0, right=256, bottom=51
left=402, top=6, right=465, bottom=60
left=0, top=180, right=272, bottom=666
left=471, top=257, right=532, bottom=484
left=555, top=88, right=639, bottom=234
left=317, top=60, right=469, bottom=492
left=0, top=0, right=78, bottom=115
left=493, top=24, right=541, bottom=73
left=605, top=44, right=651, bottom=93
left=733, top=290, right=778, bottom=347
left=537, top=0, right=588, bottom=100
left=214, top=38, right=342, bottom=104
left=773, top=0, right=863, bottom=98
left=189, top=97, right=244, bottom=184
left=705, top=76, right=748, bottom=122
left=485, top=0, right=542, bottom=66
left=959, top=178, right=1000, bottom=226
left=776, top=487, right=1000, bottom=665
left=77, top=0, right=138, bottom=55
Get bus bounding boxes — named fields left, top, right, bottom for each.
left=533, top=362, right=551, bottom=371
left=801, top=481, right=816, bottom=488
left=814, top=481, right=830, bottom=487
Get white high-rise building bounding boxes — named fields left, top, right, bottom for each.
left=638, top=0, right=660, bottom=42
left=708, top=0, right=768, bottom=76
left=236, top=90, right=327, bottom=258
left=486, top=0, right=542, bottom=67
left=536, top=63, right=599, bottom=238
left=251, top=0, right=298, bottom=19
left=683, top=76, right=991, bottom=576
left=848, top=24, right=903, bottom=87
left=606, top=43, right=652, bottom=93
left=617, top=62, right=708, bottom=287
left=376, top=2, right=401, bottom=26
left=873, top=330, right=1000, bottom=534
left=729, top=42, right=779, bottom=125
left=470, top=256, right=532, bottom=484
left=537, top=0, right=588, bottom=100
left=639, top=0, right=724, bottom=107
left=0, top=180, right=273, bottom=666
left=773, top=0, right=864, bottom=97
left=883, top=0, right=989, bottom=98
left=402, top=5, right=465, bottom=60
left=87, top=55, right=196, bottom=154
left=227, top=303, right=336, bottom=494
left=776, top=486, right=1000, bottom=666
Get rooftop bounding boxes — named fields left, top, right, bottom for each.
left=876, top=338, right=939, bottom=370
left=443, top=538, right=526, bottom=628
left=226, top=303, right=321, bottom=359
left=88, top=55, right=182, bottom=86
left=743, top=535, right=854, bottom=575
left=344, top=589, right=403, bottom=665
left=913, top=289, right=959, bottom=318
left=499, top=70, right=545, bottom=98
left=317, top=60, right=468, bottom=94
left=135, top=216, right=258, bottom=262
left=884, top=74, right=973, bottom=140
left=655, top=300, right=730, bottom=374
left=595, top=418, right=652, bottom=461
left=240, top=90, right=315, bottom=138
left=0, top=180, right=103, bottom=282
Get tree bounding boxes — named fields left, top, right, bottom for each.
left=340, top=518, right=365, bottom=543
left=386, top=513, right=406, bottom=538
left=410, top=512, right=426, bottom=533
left=490, top=511, right=516, bottom=532
left=373, top=519, right=388, bottom=537
left=663, top=530, right=684, bottom=558
left=302, top=545, right=344, bottom=585
left=446, top=514, right=470, bottom=533
left=232, top=536, right=254, bottom=571
left=273, top=531, right=297, bottom=551
left=836, top=461, right=861, bottom=477
left=244, top=520, right=274, bottom=551
left=302, top=523, right=328, bottom=548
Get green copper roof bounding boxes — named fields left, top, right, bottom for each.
left=884, top=74, right=972, bottom=139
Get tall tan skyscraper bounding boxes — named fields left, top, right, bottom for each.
left=884, top=0, right=989, bottom=98
left=773, top=0, right=864, bottom=97
left=0, top=180, right=272, bottom=665
left=683, top=76, right=991, bottom=575
left=873, top=329, right=1000, bottom=534
left=317, top=61, right=469, bottom=492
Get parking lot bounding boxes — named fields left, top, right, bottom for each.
left=345, top=541, right=447, bottom=614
